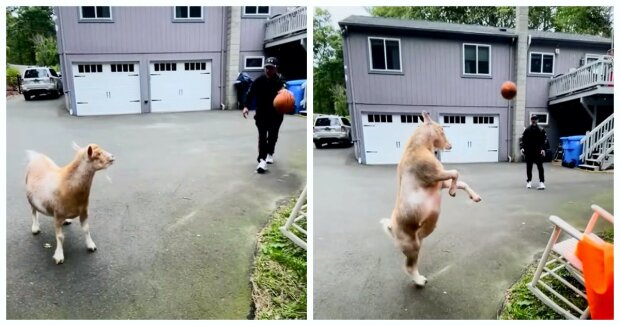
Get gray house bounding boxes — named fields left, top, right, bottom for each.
left=54, top=6, right=307, bottom=116
left=339, top=16, right=613, bottom=166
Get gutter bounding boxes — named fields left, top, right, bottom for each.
left=220, top=6, right=226, bottom=110
left=507, top=37, right=514, bottom=162
left=55, top=7, right=72, bottom=115
left=343, top=26, right=362, bottom=163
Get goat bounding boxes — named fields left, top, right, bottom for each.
left=381, top=111, right=481, bottom=286
left=25, top=143, right=115, bottom=264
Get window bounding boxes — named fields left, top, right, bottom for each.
left=315, top=117, right=340, bottom=127
left=77, top=64, right=103, bottom=73
left=49, top=69, right=59, bottom=77
left=443, top=115, right=466, bottom=124
left=473, top=116, right=495, bottom=124
left=244, top=6, right=270, bottom=15
left=585, top=54, right=602, bottom=65
left=111, top=64, right=135, bottom=73
left=244, top=56, right=264, bottom=70
left=530, top=112, right=549, bottom=125
left=341, top=118, right=351, bottom=126
left=368, top=114, right=393, bottom=123
left=174, top=6, right=203, bottom=19
left=529, top=52, right=554, bottom=74
left=24, top=69, right=48, bottom=78
left=400, top=115, right=421, bottom=123
left=153, top=63, right=177, bottom=72
left=80, top=6, right=111, bottom=19
left=184, top=62, right=207, bottom=71
left=368, top=37, right=401, bottom=72
left=463, top=44, right=491, bottom=76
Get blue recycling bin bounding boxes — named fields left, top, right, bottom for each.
left=560, top=135, right=585, bottom=168
left=286, top=79, right=306, bottom=114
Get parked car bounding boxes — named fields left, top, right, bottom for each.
left=21, top=67, right=63, bottom=100
left=313, top=115, right=352, bottom=148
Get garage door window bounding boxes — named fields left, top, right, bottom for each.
left=184, top=62, right=207, bottom=71
left=78, top=64, right=103, bottom=73
left=111, top=64, right=135, bottom=73
left=154, top=63, right=177, bottom=71
left=368, top=114, right=393, bottom=123
left=401, top=115, right=421, bottom=123
left=473, top=116, right=495, bottom=124
left=443, top=115, right=466, bottom=124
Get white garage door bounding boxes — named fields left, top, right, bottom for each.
left=72, top=63, right=141, bottom=116
left=362, top=113, right=421, bottom=164
left=439, top=114, right=499, bottom=163
left=150, top=61, right=212, bottom=113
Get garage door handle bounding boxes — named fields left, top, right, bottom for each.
left=200, top=97, right=210, bottom=100
left=77, top=102, right=88, bottom=104
left=129, top=74, right=139, bottom=76
left=489, top=126, right=499, bottom=128
left=366, top=151, right=378, bottom=153
left=74, top=75, right=85, bottom=78
left=152, top=99, right=162, bottom=102
left=200, top=72, right=211, bottom=74
left=363, top=125, right=375, bottom=127
left=150, top=74, right=161, bottom=76
left=129, top=100, right=140, bottom=102
left=488, top=150, right=498, bottom=152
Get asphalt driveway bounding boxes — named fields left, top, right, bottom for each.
left=313, top=146, right=613, bottom=319
left=6, top=96, right=306, bottom=319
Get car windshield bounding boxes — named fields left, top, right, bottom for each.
left=315, top=118, right=340, bottom=127
left=24, top=69, right=48, bottom=78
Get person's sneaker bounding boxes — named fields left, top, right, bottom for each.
left=256, top=159, right=267, bottom=174
left=266, top=154, right=274, bottom=164
left=537, top=182, right=546, bottom=190
left=526, top=182, right=532, bottom=189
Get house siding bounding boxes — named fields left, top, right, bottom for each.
left=239, top=6, right=287, bottom=79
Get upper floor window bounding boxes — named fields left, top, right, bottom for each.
left=244, top=56, right=265, bottom=70
left=368, top=37, right=401, bottom=72
left=175, top=6, right=203, bottom=19
left=463, top=44, right=491, bottom=76
left=80, top=7, right=111, bottom=20
left=244, top=6, right=270, bottom=16
left=529, top=52, right=554, bottom=75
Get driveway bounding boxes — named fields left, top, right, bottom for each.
left=6, top=96, right=306, bottom=319
left=313, top=146, right=613, bottom=319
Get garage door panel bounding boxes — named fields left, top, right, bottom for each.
left=440, top=114, right=499, bottom=163
left=150, top=61, right=211, bottom=113
left=362, top=113, right=421, bottom=165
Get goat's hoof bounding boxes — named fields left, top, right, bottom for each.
left=31, top=229, right=41, bottom=235
left=449, top=191, right=456, bottom=197
left=53, top=255, right=64, bottom=265
left=412, top=275, right=428, bottom=287
left=63, top=220, right=72, bottom=225
left=87, top=247, right=97, bottom=252
left=471, top=195, right=482, bottom=202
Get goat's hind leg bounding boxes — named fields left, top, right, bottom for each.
left=402, top=235, right=427, bottom=287
left=52, top=217, right=65, bottom=264
left=30, top=206, right=41, bottom=235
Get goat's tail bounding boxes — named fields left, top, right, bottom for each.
left=26, top=150, right=41, bottom=163
left=380, top=218, right=393, bottom=239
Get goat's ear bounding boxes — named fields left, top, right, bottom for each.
left=87, top=146, right=93, bottom=158
left=422, top=111, right=432, bottom=124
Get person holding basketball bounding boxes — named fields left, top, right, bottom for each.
left=243, top=57, right=286, bottom=174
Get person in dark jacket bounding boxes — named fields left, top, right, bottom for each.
left=520, top=115, right=548, bottom=189
left=242, top=57, right=286, bottom=173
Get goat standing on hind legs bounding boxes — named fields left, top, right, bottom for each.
left=381, top=111, right=482, bottom=286
left=25, top=143, right=115, bottom=264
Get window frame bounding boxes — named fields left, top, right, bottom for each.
left=367, top=37, right=403, bottom=73
left=528, top=51, right=555, bottom=75
left=244, top=56, right=265, bottom=71
left=462, top=43, right=492, bottom=77
left=78, top=6, right=113, bottom=22
left=172, top=6, right=205, bottom=23
left=243, top=6, right=270, bottom=17
left=530, top=112, right=549, bottom=126
left=585, top=53, right=602, bottom=65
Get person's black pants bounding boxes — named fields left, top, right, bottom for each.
left=525, top=154, right=545, bottom=182
left=256, top=115, right=284, bottom=162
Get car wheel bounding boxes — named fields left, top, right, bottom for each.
left=24, top=93, right=31, bottom=101
left=314, top=141, right=323, bottom=149
left=56, top=89, right=62, bottom=98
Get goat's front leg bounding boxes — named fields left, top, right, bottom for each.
left=442, top=180, right=482, bottom=202
left=79, top=212, right=97, bottom=252
left=434, top=169, right=459, bottom=197
left=53, top=217, right=65, bottom=264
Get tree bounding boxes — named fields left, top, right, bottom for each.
left=313, top=8, right=346, bottom=115
left=6, top=6, right=56, bottom=65
left=33, top=35, right=58, bottom=67
left=370, top=6, right=612, bottom=37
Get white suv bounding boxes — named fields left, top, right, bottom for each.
left=22, top=67, right=63, bottom=101
left=313, top=115, right=352, bottom=148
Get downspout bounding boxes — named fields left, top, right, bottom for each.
left=220, top=6, right=226, bottom=110
left=344, top=26, right=361, bottom=163
left=55, top=7, right=71, bottom=115
left=507, top=37, right=514, bottom=162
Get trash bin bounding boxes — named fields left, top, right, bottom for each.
left=286, top=79, right=306, bottom=114
left=560, top=135, right=585, bottom=168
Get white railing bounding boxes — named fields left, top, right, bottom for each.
left=264, top=7, right=307, bottom=42
left=280, top=186, right=307, bottom=250
left=580, top=113, right=614, bottom=164
left=549, top=59, right=614, bottom=99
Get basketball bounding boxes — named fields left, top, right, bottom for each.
left=273, top=89, right=295, bottom=114
left=501, top=81, right=517, bottom=100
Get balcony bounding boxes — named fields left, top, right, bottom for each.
left=548, top=58, right=614, bottom=105
left=264, top=7, right=307, bottom=48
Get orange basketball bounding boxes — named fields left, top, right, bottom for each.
left=501, top=81, right=517, bottom=100
left=273, top=89, right=295, bottom=114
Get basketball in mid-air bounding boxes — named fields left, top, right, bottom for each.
left=500, top=81, right=517, bottom=100
left=273, top=90, right=295, bottom=114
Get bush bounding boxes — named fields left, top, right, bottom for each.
left=6, top=66, right=21, bottom=88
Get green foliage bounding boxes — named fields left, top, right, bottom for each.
left=371, top=6, right=613, bottom=37
left=330, top=84, right=348, bottom=117
left=251, top=199, right=307, bottom=320
left=6, top=66, right=21, bottom=88
left=313, top=8, right=346, bottom=115
left=6, top=6, right=56, bottom=65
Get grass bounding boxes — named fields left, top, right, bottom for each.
left=499, top=228, right=613, bottom=320
left=250, top=198, right=307, bottom=320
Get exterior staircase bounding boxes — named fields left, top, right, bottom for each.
left=579, top=113, right=614, bottom=171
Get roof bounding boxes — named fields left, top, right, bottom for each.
left=339, top=15, right=611, bottom=45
